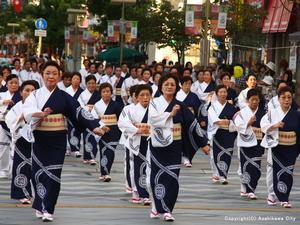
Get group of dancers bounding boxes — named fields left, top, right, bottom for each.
left=0, top=59, right=299, bottom=222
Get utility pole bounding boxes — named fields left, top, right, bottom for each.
left=203, top=0, right=210, bottom=69
left=120, top=0, right=125, bottom=65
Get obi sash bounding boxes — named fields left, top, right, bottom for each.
left=100, top=114, right=118, bottom=126
left=279, top=131, right=296, bottom=146
left=36, top=113, right=66, bottom=131
left=173, top=123, right=182, bottom=141
left=135, top=123, right=150, bottom=137
left=115, top=88, right=122, bottom=96
left=253, top=127, right=263, bottom=140
left=219, top=124, right=229, bottom=130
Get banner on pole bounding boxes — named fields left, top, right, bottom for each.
left=107, top=20, right=138, bottom=43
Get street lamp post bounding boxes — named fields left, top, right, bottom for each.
left=7, top=23, right=20, bottom=56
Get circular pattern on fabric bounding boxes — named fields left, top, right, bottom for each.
left=154, top=184, right=166, bottom=200
left=241, top=172, right=251, bottom=184
left=277, top=181, right=287, bottom=194
left=217, top=161, right=228, bottom=172
left=139, top=175, right=147, bottom=188
left=81, top=109, right=94, bottom=120
left=70, top=136, right=79, bottom=146
left=36, top=183, right=46, bottom=199
left=14, top=174, right=28, bottom=188
left=85, top=143, right=93, bottom=153
left=101, top=156, right=108, bottom=167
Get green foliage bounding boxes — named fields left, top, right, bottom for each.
left=0, top=0, right=85, bottom=52
left=225, top=0, right=266, bottom=46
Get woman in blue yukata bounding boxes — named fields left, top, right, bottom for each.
left=176, top=76, right=203, bottom=167
left=118, top=84, right=152, bottom=205
left=260, top=86, right=300, bottom=208
left=6, top=80, right=39, bottom=205
left=23, top=61, right=105, bottom=222
left=91, top=82, right=122, bottom=182
left=65, top=72, right=84, bottom=157
left=207, top=85, right=237, bottom=184
left=234, top=88, right=265, bottom=199
left=78, top=75, right=101, bottom=165
left=0, top=74, right=21, bottom=179
left=148, top=74, right=210, bottom=222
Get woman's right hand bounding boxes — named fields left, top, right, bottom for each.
left=170, top=104, right=180, bottom=117
left=268, top=121, right=284, bottom=132
left=202, top=145, right=210, bottom=155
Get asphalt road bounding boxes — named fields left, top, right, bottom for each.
left=0, top=147, right=299, bottom=225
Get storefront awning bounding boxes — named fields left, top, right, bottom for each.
left=262, top=0, right=294, bottom=33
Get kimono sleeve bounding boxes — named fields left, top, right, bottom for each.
left=118, top=107, right=138, bottom=137
left=260, top=111, right=274, bottom=134
left=148, top=100, right=172, bottom=128
left=64, top=93, right=100, bottom=132
left=233, top=112, right=248, bottom=135
left=181, top=102, right=208, bottom=160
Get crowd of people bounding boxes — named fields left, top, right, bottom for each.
left=0, top=57, right=299, bottom=222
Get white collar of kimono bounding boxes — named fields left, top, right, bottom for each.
left=42, top=85, right=56, bottom=94
left=176, top=89, right=188, bottom=102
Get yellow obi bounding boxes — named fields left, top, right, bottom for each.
left=219, top=124, right=229, bottom=130
left=252, top=127, right=263, bottom=140
left=100, top=114, right=118, bottom=126
left=173, top=123, right=182, bottom=141
left=135, top=123, right=150, bottom=137
left=115, top=88, right=122, bottom=96
left=279, top=131, right=296, bottom=146
left=36, top=114, right=66, bottom=131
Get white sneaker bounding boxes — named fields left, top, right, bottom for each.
left=35, top=210, right=43, bottom=219
left=42, top=213, right=54, bottom=222
left=163, top=213, right=175, bottom=221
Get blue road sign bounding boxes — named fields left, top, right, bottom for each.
left=35, top=18, right=47, bottom=30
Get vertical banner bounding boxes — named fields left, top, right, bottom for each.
left=185, top=4, right=203, bottom=35
left=107, top=20, right=115, bottom=42
left=64, top=27, right=70, bottom=41
left=289, top=45, right=297, bottom=74
left=131, top=21, right=138, bottom=40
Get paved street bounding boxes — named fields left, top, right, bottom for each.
left=0, top=148, right=300, bottom=225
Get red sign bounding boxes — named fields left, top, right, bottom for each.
left=262, top=0, right=277, bottom=33
left=270, top=0, right=284, bottom=32
left=278, top=0, right=294, bottom=32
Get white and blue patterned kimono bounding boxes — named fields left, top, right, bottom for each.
left=91, top=99, right=122, bottom=176
left=207, top=101, right=237, bottom=180
left=234, top=106, right=265, bottom=193
left=66, top=86, right=84, bottom=153
left=118, top=103, right=150, bottom=199
left=149, top=95, right=208, bottom=214
left=260, top=107, right=300, bottom=203
left=78, top=89, right=101, bottom=160
left=5, top=101, right=33, bottom=200
left=0, top=90, right=22, bottom=177
left=23, top=86, right=102, bottom=214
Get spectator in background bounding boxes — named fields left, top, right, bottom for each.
left=281, top=70, right=295, bottom=93
left=11, top=58, right=22, bottom=77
